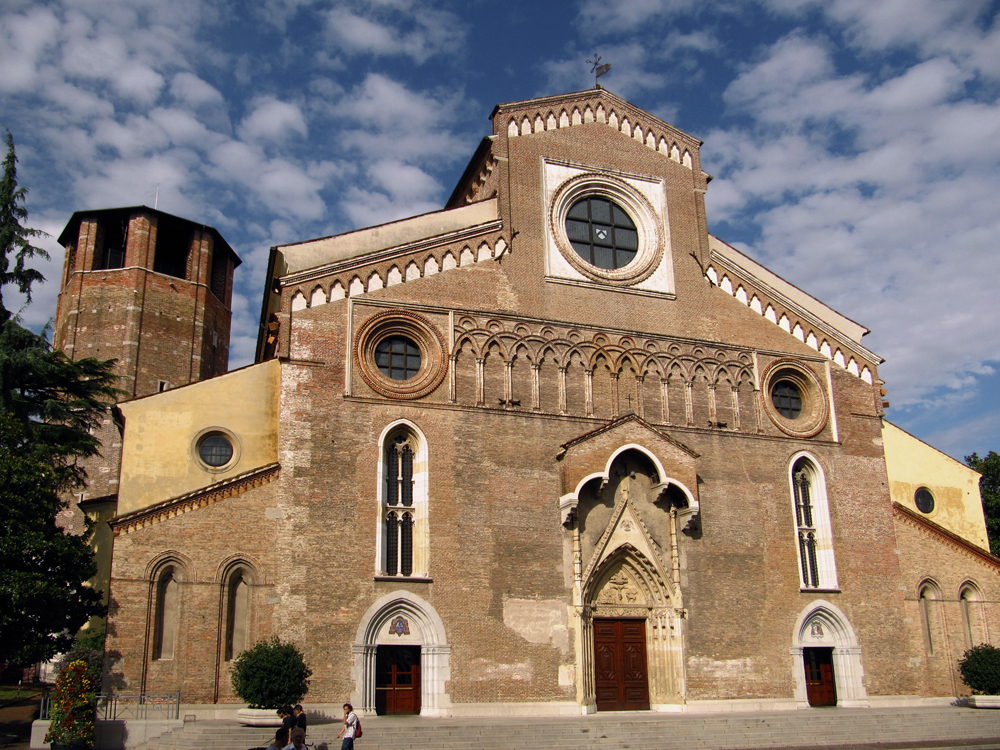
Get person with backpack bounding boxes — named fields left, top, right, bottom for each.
left=335, top=703, right=360, bottom=748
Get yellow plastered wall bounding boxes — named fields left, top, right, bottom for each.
left=117, top=359, right=280, bottom=514
left=882, top=420, right=987, bottom=548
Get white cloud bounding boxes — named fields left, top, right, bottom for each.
left=576, top=0, right=703, bottom=35
left=169, top=72, right=225, bottom=107
left=238, top=97, right=308, bottom=143
left=704, top=29, right=1000, bottom=412
left=325, top=3, right=464, bottom=64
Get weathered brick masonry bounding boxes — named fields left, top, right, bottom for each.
left=88, top=89, right=999, bottom=715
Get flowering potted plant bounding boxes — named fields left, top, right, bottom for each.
left=45, top=660, right=96, bottom=750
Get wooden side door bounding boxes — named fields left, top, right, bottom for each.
left=804, top=647, right=837, bottom=707
left=594, top=618, right=650, bottom=711
left=375, top=646, right=421, bottom=715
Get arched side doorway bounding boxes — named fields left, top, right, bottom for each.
left=791, top=601, right=868, bottom=708
left=352, top=591, right=451, bottom=717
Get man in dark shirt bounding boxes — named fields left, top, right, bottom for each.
left=293, top=705, right=307, bottom=735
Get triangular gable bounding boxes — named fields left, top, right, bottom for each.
left=582, top=484, right=678, bottom=605
left=557, top=413, right=699, bottom=505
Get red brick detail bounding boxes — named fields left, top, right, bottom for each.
left=893, top=502, right=1000, bottom=572
left=112, top=463, right=280, bottom=536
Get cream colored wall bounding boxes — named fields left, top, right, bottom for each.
left=882, top=420, right=987, bottom=548
left=117, top=359, right=280, bottom=514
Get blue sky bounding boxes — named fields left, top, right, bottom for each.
left=2, top=0, right=998, bottom=462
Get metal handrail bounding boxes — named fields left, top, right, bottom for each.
left=39, top=692, right=181, bottom=722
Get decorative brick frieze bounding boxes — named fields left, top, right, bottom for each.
left=112, top=463, right=280, bottom=536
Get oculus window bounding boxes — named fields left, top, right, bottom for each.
left=761, top=359, right=828, bottom=438
left=354, top=309, right=448, bottom=399
left=375, top=336, right=421, bottom=381
left=565, top=197, right=638, bottom=271
left=771, top=380, right=803, bottom=419
left=198, top=433, right=233, bottom=467
left=914, top=487, right=935, bottom=514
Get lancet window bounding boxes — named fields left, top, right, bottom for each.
left=381, top=428, right=425, bottom=577
left=790, top=456, right=837, bottom=590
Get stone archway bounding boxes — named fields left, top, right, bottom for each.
left=352, top=591, right=451, bottom=716
left=580, top=544, right=684, bottom=712
left=791, top=600, right=869, bottom=708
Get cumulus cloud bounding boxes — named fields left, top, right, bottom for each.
left=325, top=2, right=465, bottom=64
left=238, top=97, right=309, bottom=143
left=703, top=28, right=1000, bottom=423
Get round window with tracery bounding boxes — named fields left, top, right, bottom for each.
left=198, top=433, right=233, bottom=467
left=565, top=196, right=639, bottom=271
left=375, top=335, right=422, bottom=381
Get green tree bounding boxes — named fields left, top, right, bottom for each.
left=966, top=450, right=1000, bottom=555
left=0, top=129, right=47, bottom=325
left=0, top=131, right=118, bottom=665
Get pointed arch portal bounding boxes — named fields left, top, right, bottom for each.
left=352, top=591, right=451, bottom=717
left=791, top=600, right=869, bottom=708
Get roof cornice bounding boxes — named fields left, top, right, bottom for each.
left=893, top=502, right=1000, bottom=571
left=112, top=463, right=280, bottom=536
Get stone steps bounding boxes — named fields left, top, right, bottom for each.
left=135, top=707, right=1000, bottom=750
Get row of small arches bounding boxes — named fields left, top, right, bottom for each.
left=506, top=103, right=694, bottom=169
left=705, top=265, right=874, bottom=384
left=454, top=335, right=753, bottom=386
left=291, top=237, right=508, bottom=311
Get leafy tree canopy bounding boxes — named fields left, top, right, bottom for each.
left=0, top=413, right=105, bottom=665
left=966, top=450, right=1000, bottom=556
left=0, top=131, right=116, bottom=664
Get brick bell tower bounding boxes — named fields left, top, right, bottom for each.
left=51, top=206, right=240, bottom=582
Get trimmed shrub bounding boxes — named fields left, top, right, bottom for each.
left=230, top=638, right=312, bottom=709
left=959, top=644, right=1000, bottom=695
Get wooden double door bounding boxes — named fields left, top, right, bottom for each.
left=375, top=645, right=421, bottom=715
left=804, top=647, right=837, bottom=707
left=594, top=618, right=650, bottom=711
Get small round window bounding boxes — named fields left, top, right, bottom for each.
left=914, top=487, right=935, bottom=514
left=375, top=336, right=421, bottom=381
left=771, top=380, right=802, bottom=419
left=564, top=197, right=638, bottom=270
left=198, top=433, right=233, bottom=467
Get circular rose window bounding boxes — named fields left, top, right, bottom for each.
left=355, top=310, right=447, bottom=399
left=761, top=359, right=829, bottom=438
left=565, top=196, right=639, bottom=270
left=550, top=173, right=663, bottom=286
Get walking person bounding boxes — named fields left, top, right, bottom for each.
left=335, top=703, right=359, bottom=749
left=293, top=704, right=307, bottom=735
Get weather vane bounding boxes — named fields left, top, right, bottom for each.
left=587, top=53, right=611, bottom=87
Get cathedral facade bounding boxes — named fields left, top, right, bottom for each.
left=59, top=89, right=997, bottom=716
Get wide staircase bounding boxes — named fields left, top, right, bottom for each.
left=136, top=707, right=1000, bottom=750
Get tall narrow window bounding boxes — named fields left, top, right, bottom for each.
left=790, top=456, right=837, bottom=590
left=960, top=584, right=983, bottom=649
left=153, top=568, right=180, bottom=660
left=225, top=571, right=250, bottom=661
left=919, top=583, right=938, bottom=656
left=379, top=426, right=428, bottom=578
